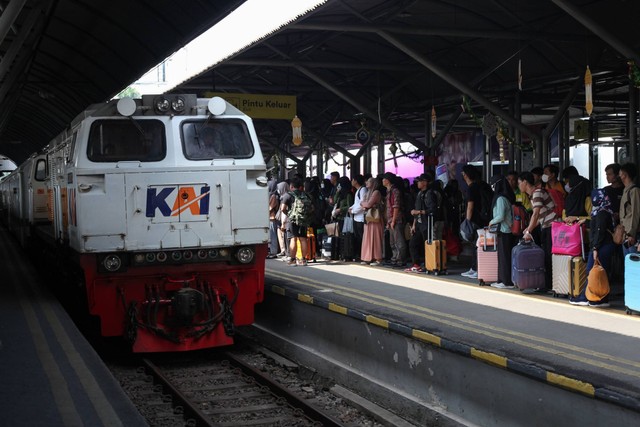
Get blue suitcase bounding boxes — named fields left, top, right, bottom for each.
left=512, top=240, right=546, bottom=290
left=625, top=253, right=640, bottom=314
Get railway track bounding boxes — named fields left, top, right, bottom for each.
left=109, top=346, right=378, bottom=427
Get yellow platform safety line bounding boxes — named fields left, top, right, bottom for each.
left=547, top=372, right=595, bottom=397
left=412, top=329, right=441, bottom=347
left=366, top=315, right=389, bottom=329
left=271, top=285, right=286, bottom=296
left=328, top=303, right=348, bottom=315
left=471, top=348, right=508, bottom=368
left=267, top=269, right=640, bottom=377
left=298, top=294, right=313, bottom=304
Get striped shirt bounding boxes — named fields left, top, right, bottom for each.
left=531, top=188, right=557, bottom=228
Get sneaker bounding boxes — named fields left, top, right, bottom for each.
left=361, top=261, right=368, bottom=265
left=491, top=282, right=516, bottom=289
left=405, top=265, right=424, bottom=273
left=287, top=259, right=297, bottom=266
left=266, top=254, right=277, bottom=259
left=466, top=271, right=478, bottom=279
left=369, top=261, right=380, bottom=266
left=282, top=256, right=292, bottom=262
left=297, top=260, right=308, bottom=266
left=588, top=300, right=610, bottom=308
left=569, top=295, right=589, bottom=306
left=461, top=268, right=476, bottom=277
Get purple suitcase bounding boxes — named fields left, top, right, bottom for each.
left=512, top=240, right=545, bottom=290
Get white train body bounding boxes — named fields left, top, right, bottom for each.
left=1, top=95, right=269, bottom=352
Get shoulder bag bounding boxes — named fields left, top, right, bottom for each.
left=585, top=258, right=610, bottom=302
left=365, top=205, right=381, bottom=223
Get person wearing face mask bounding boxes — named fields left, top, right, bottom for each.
left=543, top=164, right=565, bottom=218
left=563, top=173, right=593, bottom=223
left=543, top=164, right=566, bottom=196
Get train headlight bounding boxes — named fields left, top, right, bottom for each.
left=103, top=254, right=122, bottom=272
left=171, top=96, right=186, bottom=113
left=154, top=96, right=170, bottom=113
left=171, top=251, right=182, bottom=261
left=156, top=252, right=167, bottom=262
left=236, top=247, right=255, bottom=264
left=134, top=253, right=145, bottom=264
left=145, top=252, right=156, bottom=262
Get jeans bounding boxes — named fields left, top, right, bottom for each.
left=623, top=232, right=640, bottom=257
left=269, top=220, right=279, bottom=255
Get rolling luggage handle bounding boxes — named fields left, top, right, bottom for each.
left=482, top=226, right=498, bottom=252
left=426, top=214, right=447, bottom=275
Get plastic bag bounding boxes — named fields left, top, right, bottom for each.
left=342, top=215, right=354, bottom=233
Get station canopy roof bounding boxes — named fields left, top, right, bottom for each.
left=1, top=0, right=639, bottom=166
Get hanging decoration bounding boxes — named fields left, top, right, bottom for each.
left=584, top=66, right=593, bottom=116
left=389, top=141, right=398, bottom=168
left=291, top=115, right=302, bottom=146
left=355, top=119, right=370, bottom=144
left=431, top=106, right=437, bottom=139
left=481, top=113, right=498, bottom=137
left=628, top=61, right=640, bottom=88
left=496, top=128, right=506, bottom=163
left=518, top=59, right=522, bottom=91
left=461, top=95, right=527, bottom=151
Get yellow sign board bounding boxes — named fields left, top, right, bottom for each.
left=204, top=92, right=296, bottom=120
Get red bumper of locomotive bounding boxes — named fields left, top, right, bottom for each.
left=79, top=244, right=266, bottom=353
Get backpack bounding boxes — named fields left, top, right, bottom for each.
left=547, top=188, right=564, bottom=218
left=478, top=183, right=494, bottom=226
left=511, top=203, right=529, bottom=237
left=288, top=191, right=314, bottom=227
left=425, top=188, right=445, bottom=221
left=268, top=192, right=280, bottom=216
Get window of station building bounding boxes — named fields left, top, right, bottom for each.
left=182, top=120, right=254, bottom=160
left=87, top=119, right=166, bottom=162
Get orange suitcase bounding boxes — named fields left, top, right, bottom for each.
left=296, top=227, right=316, bottom=261
left=424, top=215, right=447, bottom=275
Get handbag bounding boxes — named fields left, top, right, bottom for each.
left=325, top=222, right=339, bottom=236
left=342, top=215, right=354, bottom=234
left=585, top=258, right=610, bottom=302
left=477, top=227, right=497, bottom=248
left=460, top=218, right=478, bottom=242
left=365, top=206, right=381, bottom=223
left=610, top=224, right=626, bottom=245
left=551, top=221, right=584, bottom=256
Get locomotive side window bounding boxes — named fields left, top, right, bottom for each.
left=87, top=119, right=166, bottom=162
left=182, top=120, right=254, bottom=160
left=34, top=159, right=47, bottom=181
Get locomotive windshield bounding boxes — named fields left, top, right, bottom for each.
left=182, top=120, right=254, bottom=160
left=87, top=119, right=166, bottom=162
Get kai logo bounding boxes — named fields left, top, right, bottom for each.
left=146, top=185, right=210, bottom=217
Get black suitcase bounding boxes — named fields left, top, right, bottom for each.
left=340, top=232, right=355, bottom=261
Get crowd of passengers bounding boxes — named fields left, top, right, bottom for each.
left=267, top=162, right=640, bottom=308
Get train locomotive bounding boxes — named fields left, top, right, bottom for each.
left=0, top=94, right=269, bottom=352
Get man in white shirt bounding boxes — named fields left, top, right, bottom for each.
left=348, top=174, right=368, bottom=262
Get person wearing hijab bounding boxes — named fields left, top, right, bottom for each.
left=276, top=180, right=291, bottom=258
left=332, top=176, right=354, bottom=232
left=569, top=188, right=616, bottom=307
left=267, top=178, right=280, bottom=258
left=487, top=175, right=516, bottom=289
left=563, top=174, right=592, bottom=222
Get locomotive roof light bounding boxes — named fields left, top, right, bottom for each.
left=236, top=247, right=255, bottom=264
left=103, top=254, right=123, bottom=272
left=154, top=96, right=170, bottom=113
left=207, top=97, right=227, bottom=116
left=171, top=96, right=186, bottom=113
left=116, top=97, right=137, bottom=117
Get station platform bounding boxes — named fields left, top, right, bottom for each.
left=0, top=226, right=147, bottom=427
left=260, top=256, right=640, bottom=424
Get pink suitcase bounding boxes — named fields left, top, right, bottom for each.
left=477, top=231, right=498, bottom=286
